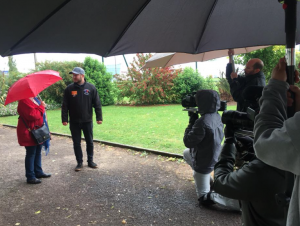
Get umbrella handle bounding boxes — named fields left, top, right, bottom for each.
left=228, top=49, right=236, bottom=73
left=37, top=94, right=48, bottom=122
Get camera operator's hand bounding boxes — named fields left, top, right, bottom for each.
left=235, top=136, right=254, bottom=153
left=224, top=125, right=236, bottom=144
left=189, top=113, right=199, bottom=125
left=271, top=58, right=286, bottom=81
left=271, top=58, right=300, bottom=82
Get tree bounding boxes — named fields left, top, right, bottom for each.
left=0, top=56, right=25, bottom=106
left=7, top=56, right=22, bottom=87
left=114, top=53, right=181, bottom=105
left=83, top=57, right=114, bottom=106
left=234, top=46, right=287, bottom=82
left=8, top=56, right=18, bottom=74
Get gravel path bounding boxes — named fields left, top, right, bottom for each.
left=0, top=126, right=241, bottom=226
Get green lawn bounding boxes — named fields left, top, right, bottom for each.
left=0, top=104, right=236, bottom=155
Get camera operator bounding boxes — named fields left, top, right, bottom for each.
left=213, top=126, right=286, bottom=226
left=226, top=49, right=266, bottom=112
left=183, top=90, right=240, bottom=210
left=254, top=58, right=300, bottom=226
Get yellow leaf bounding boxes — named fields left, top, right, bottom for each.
left=35, top=210, right=41, bottom=214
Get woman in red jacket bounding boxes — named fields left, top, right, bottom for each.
left=17, top=97, right=51, bottom=184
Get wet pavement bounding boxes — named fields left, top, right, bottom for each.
left=0, top=126, right=241, bottom=226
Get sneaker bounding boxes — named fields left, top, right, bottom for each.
left=88, top=161, right=98, bottom=169
left=75, top=162, right=83, bottom=171
left=199, top=193, right=216, bottom=206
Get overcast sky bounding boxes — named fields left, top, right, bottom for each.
left=0, top=53, right=231, bottom=78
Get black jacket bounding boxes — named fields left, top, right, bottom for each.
left=213, top=143, right=285, bottom=226
left=61, top=82, right=102, bottom=123
left=226, top=63, right=266, bottom=112
left=183, top=90, right=224, bottom=174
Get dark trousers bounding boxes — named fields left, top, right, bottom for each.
left=70, top=122, right=94, bottom=163
left=25, top=145, right=44, bottom=180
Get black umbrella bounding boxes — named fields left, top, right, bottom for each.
left=0, top=0, right=300, bottom=57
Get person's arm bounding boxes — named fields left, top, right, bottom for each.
left=225, top=63, right=233, bottom=83
left=18, top=99, right=45, bottom=121
left=254, top=80, right=300, bottom=175
left=93, top=88, right=102, bottom=122
left=226, top=49, right=237, bottom=82
left=254, top=58, right=300, bottom=175
left=229, top=77, right=246, bottom=103
left=183, top=118, right=205, bottom=148
left=213, top=143, right=265, bottom=200
left=61, top=88, right=69, bottom=124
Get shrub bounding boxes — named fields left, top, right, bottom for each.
left=83, top=57, right=114, bottom=106
left=34, top=61, right=83, bottom=104
left=0, top=103, right=18, bottom=117
left=115, top=53, right=181, bottom=105
left=204, top=76, right=218, bottom=91
left=171, top=67, right=207, bottom=103
left=216, top=77, right=233, bottom=101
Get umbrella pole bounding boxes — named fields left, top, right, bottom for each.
left=285, top=0, right=296, bottom=222
left=37, top=94, right=48, bottom=123
left=228, top=49, right=236, bottom=73
left=123, top=55, right=128, bottom=68
left=276, top=0, right=297, bottom=223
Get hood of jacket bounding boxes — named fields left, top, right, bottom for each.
left=196, top=90, right=220, bottom=115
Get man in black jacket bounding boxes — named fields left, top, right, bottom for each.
left=62, top=67, right=102, bottom=171
left=226, top=49, right=266, bottom=112
left=213, top=130, right=285, bottom=226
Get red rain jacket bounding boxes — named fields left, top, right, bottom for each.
left=17, top=99, right=45, bottom=146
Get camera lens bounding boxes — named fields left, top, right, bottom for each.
left=222, top=110, right=254, bottom=130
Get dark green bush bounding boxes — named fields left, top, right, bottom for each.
left=171, top=67, right=207, bottom=103
left=35, top=60, right=83, bottom=104
left=83, top=57, right=114, bottom=106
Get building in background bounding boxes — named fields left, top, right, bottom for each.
left=0, top=70, right=9, bottom=77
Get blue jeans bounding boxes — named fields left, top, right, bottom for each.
left=25, top=145, right=44, bottom=180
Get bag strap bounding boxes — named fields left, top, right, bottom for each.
left=19, top=116, right=31, bottom=132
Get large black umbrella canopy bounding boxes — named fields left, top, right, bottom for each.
left=1, top=0, right=300, bottom=57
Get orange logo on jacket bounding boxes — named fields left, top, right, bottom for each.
left=71, top=91, right=77, bottom=97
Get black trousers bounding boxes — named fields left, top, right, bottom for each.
left=70, top=122, right=94, bottom=163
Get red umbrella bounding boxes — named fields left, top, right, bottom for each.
left=4, top=70, right=62, bottom=105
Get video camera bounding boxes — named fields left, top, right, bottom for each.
left=181, top=91, right=227, bottom=114
left=221, top=86, right=264, bottom=164
left=221, top=85, right=264, bottom=137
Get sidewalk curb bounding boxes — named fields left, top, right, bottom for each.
left=1, top=124, right=183, bottom=159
